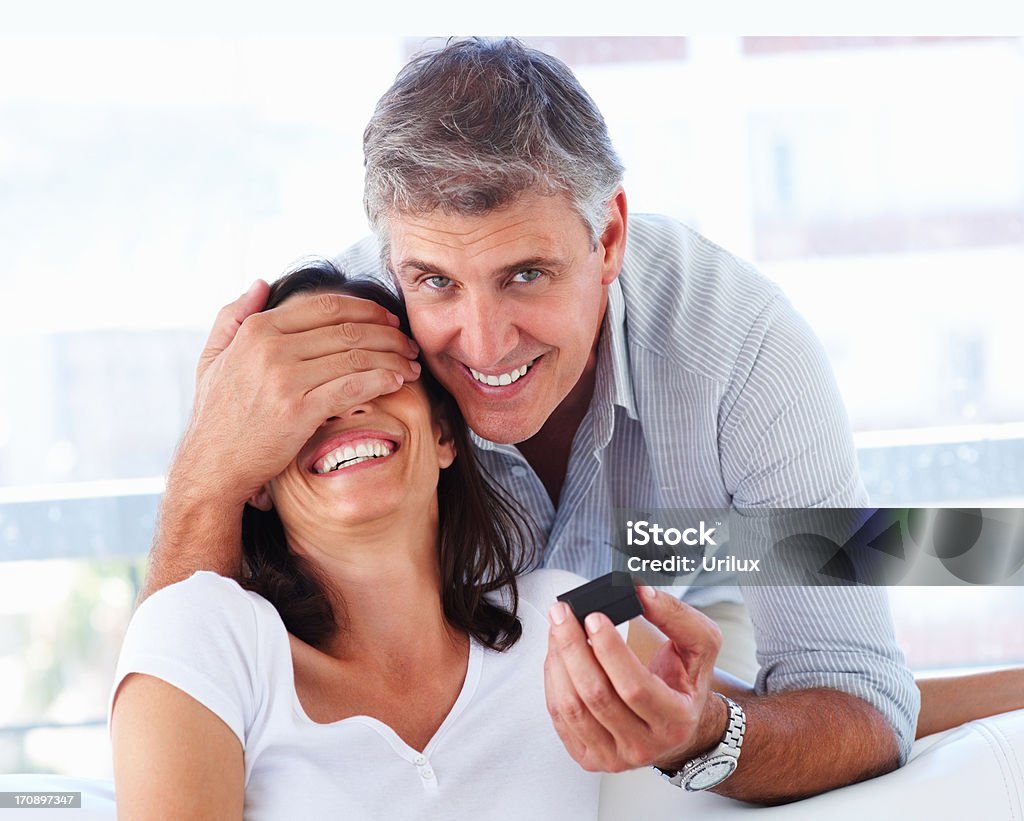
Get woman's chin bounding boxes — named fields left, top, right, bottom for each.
left=299, top=485, right=428, bottom=530
left=276, top=453, right=439, bottom=531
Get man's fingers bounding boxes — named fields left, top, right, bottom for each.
left=545, top=615, right=621, bottom=771
left=304, top=369, right=406, bottom=420
left=199, top=280, right=269, bottom=376
left=298, top=350, right=421, bottom=390
left=264, top=291, right=401, bottom=335
left=584, top=612, right=688, bottom=726
left=548, top=605, right=648, bottom=749
left=543, top=640, right=596, bottom=765
left=289, top=322, right=420, bottom=362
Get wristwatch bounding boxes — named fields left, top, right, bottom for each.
left=654, top=693, right=746, bottom=791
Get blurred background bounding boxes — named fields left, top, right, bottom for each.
left=1, top=35, right=1022, bottom=777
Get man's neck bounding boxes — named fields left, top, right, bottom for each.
left=515, top=346, right=600, bottom=508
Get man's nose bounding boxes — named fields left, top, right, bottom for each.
left=459, top=291, right=518, bottom=368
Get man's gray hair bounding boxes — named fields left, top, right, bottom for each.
left=363, top=38, right=625, bottom=252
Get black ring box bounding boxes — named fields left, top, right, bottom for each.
left=556, top=571, right=644, bottom=627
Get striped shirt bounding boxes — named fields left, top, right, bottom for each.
left=337, top=213, right=919, bottom=762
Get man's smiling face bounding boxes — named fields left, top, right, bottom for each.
left=389, top=191, right=626, bottom=445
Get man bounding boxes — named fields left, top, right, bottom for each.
left=146, top=38, right=917, bottom=803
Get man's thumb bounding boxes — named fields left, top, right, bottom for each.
left=638, top=585, right=722, bottom=649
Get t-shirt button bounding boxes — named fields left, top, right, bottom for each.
left=420, top=768, right=434, bottom=780
left=510, top=465, right=528, bottom=478
left=413, top=755, right=427, bottom=766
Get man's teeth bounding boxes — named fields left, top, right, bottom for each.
left=468, top=362, right=531, bottom=387
left=313, top=440, right=393, bottom=474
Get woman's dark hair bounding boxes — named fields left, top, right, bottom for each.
left=240, top=258, right=536, bottom=651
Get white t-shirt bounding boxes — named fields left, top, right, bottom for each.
left=110, top=569, right=604, bottom=820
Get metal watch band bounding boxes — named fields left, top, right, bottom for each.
left=654, top=692, right=746, bottom=791
left=719, top=693, right=746, bottom=754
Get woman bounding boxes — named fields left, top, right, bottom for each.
left=110, top=261, right=612, bottom=820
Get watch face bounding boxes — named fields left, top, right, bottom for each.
left=685, top=757, right=738, bottom=791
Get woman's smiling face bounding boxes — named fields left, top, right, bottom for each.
left=251, top=378, right=456, bottom=548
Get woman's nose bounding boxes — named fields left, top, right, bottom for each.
left=323, top=401, right=370, bottom=425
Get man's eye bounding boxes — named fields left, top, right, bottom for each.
left=512, top=269, right=544, bottom=284
left=424, top=275, right=453, bottom=289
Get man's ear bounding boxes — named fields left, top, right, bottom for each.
left=599, top=188, right=628, bottom=286
left=247, top=486, right=274, bottom=511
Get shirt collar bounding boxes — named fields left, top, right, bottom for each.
left=604, top=277, right=639, bottom=423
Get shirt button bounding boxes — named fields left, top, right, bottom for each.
left=510, top=465, right=528, bottom=478
left=413, top=755, right=427, bottom=766
left=420, top=768, right=434, bottom=780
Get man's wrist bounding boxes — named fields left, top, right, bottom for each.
left=162, top=466, right=248, bottom=513
left=654, top=688, right=731, bottom=771
left=655, top=694, right=747, bottom=792
left=166, top=424, right=253, bottom=508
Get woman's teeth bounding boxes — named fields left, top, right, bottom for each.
left=468, top=361, right=531, bottom=387
left=313, top=440, right=393, bottom=474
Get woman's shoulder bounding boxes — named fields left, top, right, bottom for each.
left=123, top=571, right=283, bottom=666
left=138, top=570, right=270, bottom=623
left=112, top=572, right=286, bottom=741
left=514, top=568, right=588, bottom=613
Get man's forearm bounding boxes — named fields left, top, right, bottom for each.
left=141, top=473, right=245, bottom=602
left=711, top=688, right=899, bottom=804
left=917, top=670, right=1024, bottom=739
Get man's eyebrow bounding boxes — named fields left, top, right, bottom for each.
left=394, top=258, right=448, bottom=278
left=394, top=256, right=566, bottom=279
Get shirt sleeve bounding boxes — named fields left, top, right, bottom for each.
left=719, top=293, right=867, bottom=509
left=745, top=584, right=919, bottom=764
left=109, top=571, right=262, bottom=747
left=718, top=295, right=920, bottom=763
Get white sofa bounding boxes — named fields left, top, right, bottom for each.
left=2, top=709, right=1022, bottom=819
